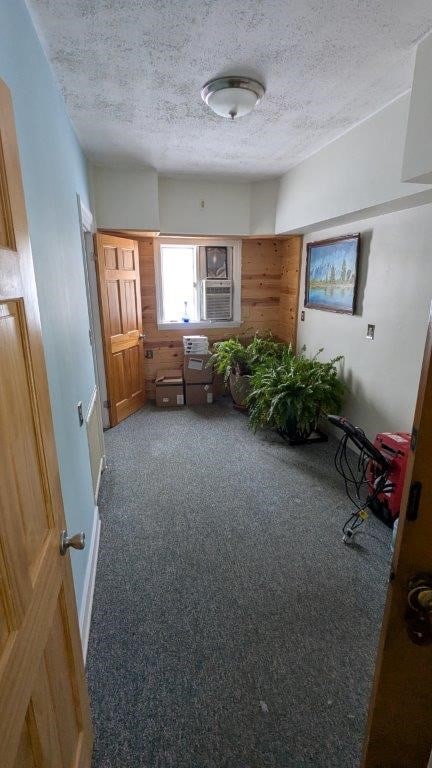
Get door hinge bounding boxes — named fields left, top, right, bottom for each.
left=406, top=481, right=422, bottom=521
left=103, top=400, right=110, bottom=409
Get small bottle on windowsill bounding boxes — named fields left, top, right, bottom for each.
left=181, top=301, right=190, bottom=323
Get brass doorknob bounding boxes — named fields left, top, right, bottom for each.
left=406, top=574, right=432, bottom=644
left=139, top=333, right=146, bottom=340
left=60, top=530, right=86, bottom=556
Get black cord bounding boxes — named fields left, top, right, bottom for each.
left=333, top=432, right=389, bottom=537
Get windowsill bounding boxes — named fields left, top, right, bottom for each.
left=157, top=320, right=242, bottom=331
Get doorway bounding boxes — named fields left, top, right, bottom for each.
left=78, top=197, right=109, bottom=430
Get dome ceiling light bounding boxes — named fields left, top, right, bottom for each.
left=201, top=76, right=265, bottom=120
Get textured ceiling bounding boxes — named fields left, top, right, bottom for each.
left=27, top=0, right=432, bottom=179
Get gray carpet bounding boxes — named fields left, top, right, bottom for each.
left=87, top=400, right=391, bottom=768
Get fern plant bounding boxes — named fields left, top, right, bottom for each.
left=246, top=333, right=285, bottom=368
left=247, top=348, right=345, bottom=439
left=208, top=332, right=283, bottom=382
left=208, top=337, right=252, bottom=382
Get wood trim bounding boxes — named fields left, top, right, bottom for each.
left=278, top=235, right=302, bottom=349
left=98, top=228, right=160, bottom=239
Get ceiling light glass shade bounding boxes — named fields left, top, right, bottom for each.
left=201, top=77, right=265, bottom=120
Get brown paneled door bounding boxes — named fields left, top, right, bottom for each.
left=94, top=232, right=146, bottom=426
left=0, top=81, right=92, bottom=767
left=362, top=308, right=432, bottom=767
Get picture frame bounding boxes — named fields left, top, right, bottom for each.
left=205, top=246, right=228, bottom=279
left=305, top=233, right=360, bottom=314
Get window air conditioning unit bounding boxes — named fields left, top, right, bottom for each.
left=201, top=279, right=233, bottom=321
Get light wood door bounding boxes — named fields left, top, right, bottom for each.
left=95, top=232, right=145, bottom=426
left=0, top=80, right=92, bottom=767
left=362, top=308, right=432, bottom=767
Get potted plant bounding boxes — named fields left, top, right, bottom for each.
left=247, top=346, right=345, bottom=442
left=209, top=333, right=284, bottom=408
left=208, top=337, right=252, bottom=407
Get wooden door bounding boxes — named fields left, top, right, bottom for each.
left=94, top=232, right=145, bottom=426
left=0, top=81, right=92, bottom=767
left=362, top=309, right=432, bottom=767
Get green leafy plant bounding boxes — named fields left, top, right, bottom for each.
left=247, top=347, right=345, bottom=439
left=246, top=333, right=285, bottom=368
left=209, top=332, right=284, bottom=382
left=209, top=332, right=286, bottom=408
left=208, top=337, right=252, bottom=382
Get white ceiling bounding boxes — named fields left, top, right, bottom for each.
left=28, top=0, right=432, bottom=179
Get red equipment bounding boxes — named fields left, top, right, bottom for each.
left=367, top=431, right=411, bottom=523
left=328, top=415, right=411, bottom=542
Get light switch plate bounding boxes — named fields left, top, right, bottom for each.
left=366, top=324, right=375, bottom=340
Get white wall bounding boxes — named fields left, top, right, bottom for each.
left=90, top=89, right=432, bottom=239
left=297, top=204, right=432, bottom=439
left=91, top=164, right=160, bottom=230
left=276, top=95, right=432, bottom=235
left=0, top=0, right=96, bottom=615
left=158, top=176, right=251, bottom=235
left=250, top=179, right=279, bottom=235
left=91, top=170, right=280, bottom=236
left=402, top=31, right=432, bottom=184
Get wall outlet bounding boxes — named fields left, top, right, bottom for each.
left=77, top=401, right=84, bottom=426
left=300, top=310, right=305, bottom=321
left=145, top=349, right=154, bottom=359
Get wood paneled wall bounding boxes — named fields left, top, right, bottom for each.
left=138, top=236, right=302, bottom=398
left=279, top=236, right=302, bottom=344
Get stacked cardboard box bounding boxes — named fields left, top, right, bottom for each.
left=183, top=335, right=209, bottom=355
left=185, top=381, right=214, bottom=405
left=155, top=370, right=184, bottom=407
left=183, top=336, right=214, bottom=405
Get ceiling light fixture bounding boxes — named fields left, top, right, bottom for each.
left=201, top=76, right=265, bottom=120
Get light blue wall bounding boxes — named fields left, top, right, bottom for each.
left=0, top=0, right=96, bottom=612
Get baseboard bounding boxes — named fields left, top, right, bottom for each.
left=79, top=505, right=101, bottom=663
left=94, top=454, right=106, bottom=501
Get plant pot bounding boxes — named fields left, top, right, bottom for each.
left=229, top=372, right=251, bottom=408
left=276, top=406, right=314, bottom=442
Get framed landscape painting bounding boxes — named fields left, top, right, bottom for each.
left=305, top=233, right=360, bottom=314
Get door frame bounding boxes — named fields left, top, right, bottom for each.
left=77, top=195, right=110, bottom=430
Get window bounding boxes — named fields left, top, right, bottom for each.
left=160, top=244, right=197, bottom=323
left=155, top=238, right=242, bottom=329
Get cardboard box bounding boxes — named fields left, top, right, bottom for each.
left=155, top=370, right=184, bottom=407
left=183, top=353, right=213, bottom=384
left=185, top=382, right=214, bottom=406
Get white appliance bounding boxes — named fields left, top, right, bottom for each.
left=201, top=279, right=233, bottom=321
